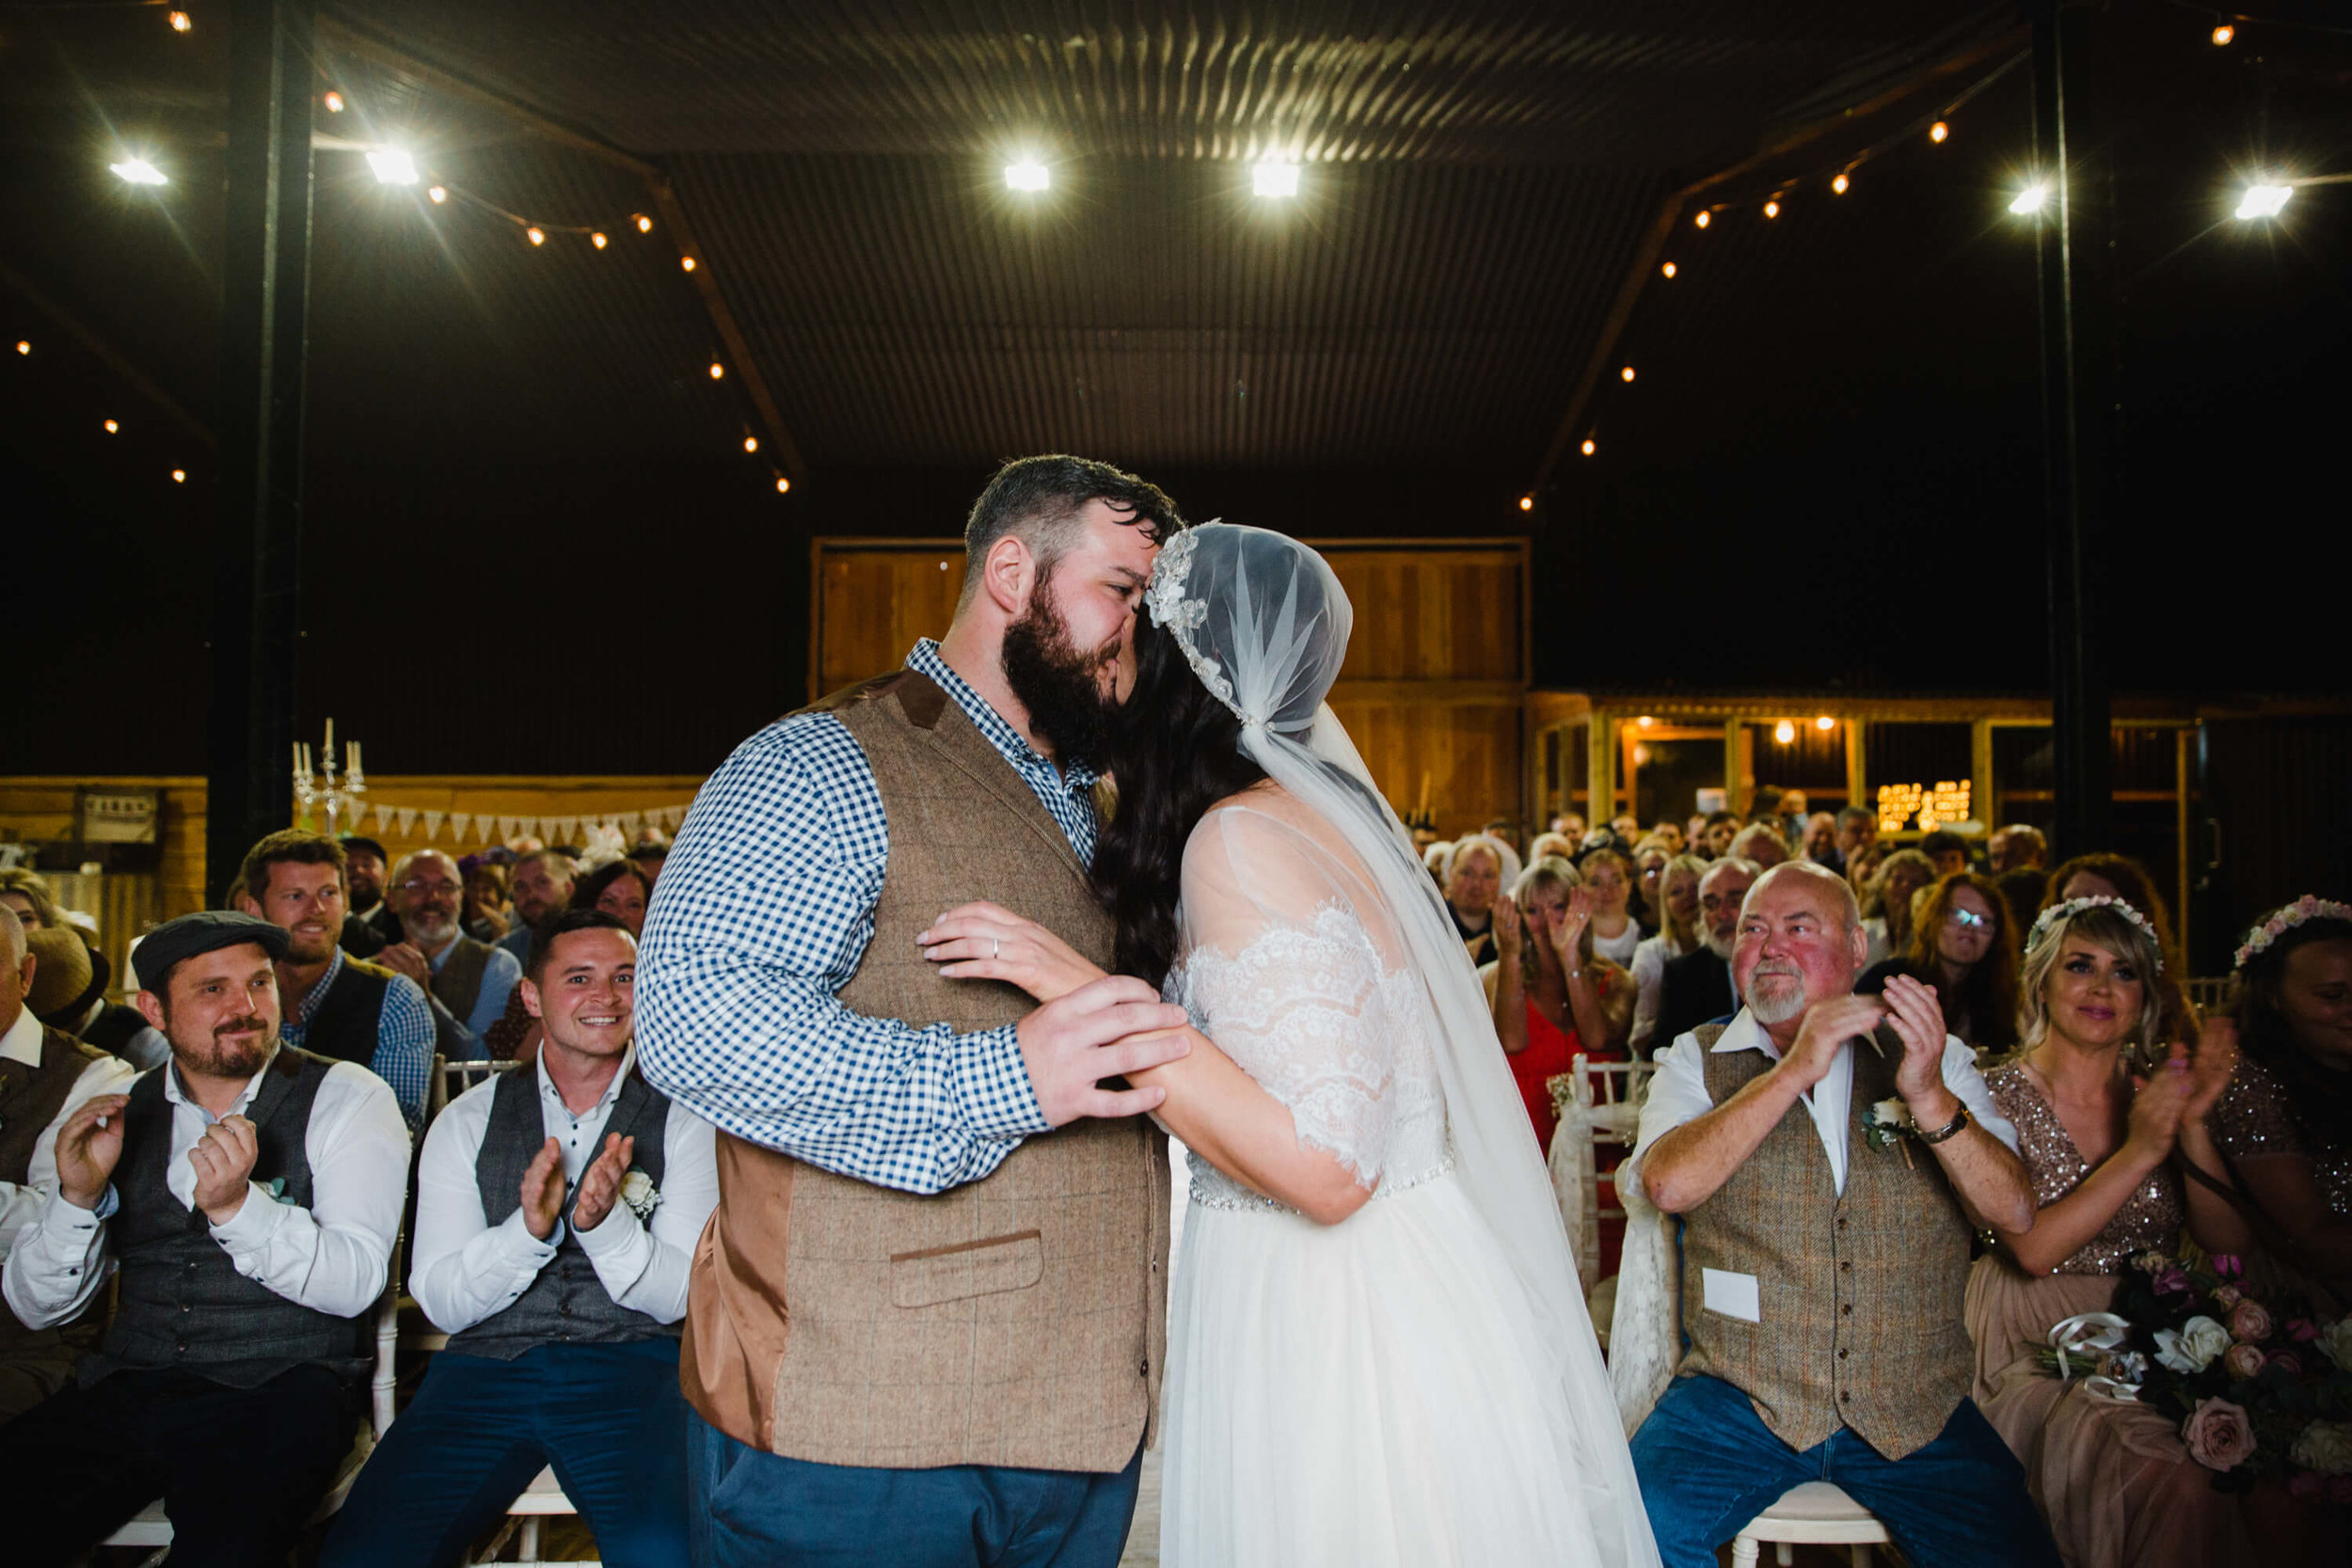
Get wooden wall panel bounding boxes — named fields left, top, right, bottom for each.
left=812, top=543, right=964, bottom=696
left=1327, top=697, right=1525, bottom=843
left=1323, top=549, right=1525, bottom=683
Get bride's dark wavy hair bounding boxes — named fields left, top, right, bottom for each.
left=1091, top=613, right=1265, bottom=988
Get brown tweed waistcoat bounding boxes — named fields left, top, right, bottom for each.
left=2, top=1024, right=114, bottom=1344
left=1676, top=1022, right=1976, bottom=1460
left=681, top=670, right=1171, bottom=1473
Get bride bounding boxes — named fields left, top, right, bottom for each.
left=921, top=523, right=1660, bottom=1566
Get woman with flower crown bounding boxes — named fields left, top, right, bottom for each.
left=922, top=523, right=1661, bottom=1566
left=2212, top=896, right=2352, bottom=1302
left=1965, top=897, right=2254, bottom=1566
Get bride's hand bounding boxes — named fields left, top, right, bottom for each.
left=921, top=901, right=1108, bottom=1003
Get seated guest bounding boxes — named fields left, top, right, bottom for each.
left=1443, top=834, right=1513, bottom=966
left=1833, top=805, right=1877, bottom=865
left=1969, top=897, right=2255, bottom=1567
left=0, top=909, right=138, bottom=1422
left=378, top=848, right=523, bottom=1061
left=1774, top=788, right=1810, bottom=849
left=1801, top=812, right=1842, bottom=874
left=1630, top=853, right=1708, bottom=1054
left=322, top=911, right=716, bottom=1568
left=1728, top=821, right=1788, bottom=871
left=577, top=858, right=655, bottom=938
left=1530, top=830, right=1579, bottom=867
left=1631, top=836, right=1672, bottom=918
left=1988, top=823, right=2047, bottom=877
left=1628, top=862, right=2050, bottom=1568
left=337, top=834, right=398, bottom=958
left=497, top=848, right=578, bottom=968
left=2039, top=853, right=2191, bottom=1039
left=0, top=867, right=66, bottom=933
left=1698, top=809, right=1740, bottom=860
left=461, top=853, right=514, bottom=943
left=1581, top=847, right=1644, bottom=967
left=1549, top=812, right=1587, bottom=841
left=1857, top=872, right=2022, bottom=1055
left=1650, top=819, right=1686, bottom=854
left=2213, top=896, right=2352, bottom=1300
left=1483, top=858, right=1634, bottom=1151
left=1920, top=830, right=1972, bottom=879
left=1859, top=847, right=1935, bottom=966
left=236, top=830, right=435, bottom=1131
left=25, top=926, right=169, bottom=1070
left=1651, top=857, right=1758, bottom=1054
left=628, top=834, right=671, bottom=890
left=0, top=911, right=408, bottom=1565
left=1611, top=813, right=1642, bottom=840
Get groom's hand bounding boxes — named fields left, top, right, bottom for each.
left=1018, top=976, right=1191, bottom=1126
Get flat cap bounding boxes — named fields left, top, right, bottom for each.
left=135, top=911, right=288, bottom=993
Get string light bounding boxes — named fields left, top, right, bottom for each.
left=428, top=185, right=447, bottom=204
left=742, top=436, right=758, bottom=453
left=2212, top=24, right=2234, bottom=46
left=1833, top=172, right=1851, bottom=195
left=2235, top=183, right=2293, bottom=220
left=1763, top=198, right=1781, bottom=218
left=171, top=468, right=186, bottom=483
left=1620, top=366, right=1636, bottom=382
left=13, top=341, right=26, bottom=356
left=167, top=9, right=191, bottom=31
left=323, top=90, right=346, bottom=114
left=680, top=256, right=696, bottom=272
left=525, top=225, right=546, bottom=245
left=2010, top=182, right=2049, bottom=214
left=1693, top=210, right=1711, bottom=229
left=1931, top=120, right=1950, bottom=144
left=775, top=476, right=791, bottom=494
left=1253, top=160, right=1301, bottom=198
left=1581, top=437, right=1597, bottom=456
left=1816, top=715, right=1836, bottom=731
left=591, top=231, right=608, bottom=248
left=633, top=214, right=652, bottom=232
left=366, top=150, right=418, bottom=185
left=110, top=158, right=167, bottom=185
left=708, top=362, right=724, bottom=380
left=1661, top=261, right=1677, bottom=277
left=1637, top=716, right=1654, bottom=728
left=103, top=419, right=119, bottom=434
left=1518, top=495, right=1534, bottom=512
left=1774, top=720, right=1797, bottom=744
left=1005, top=159, right=1050, bottom=192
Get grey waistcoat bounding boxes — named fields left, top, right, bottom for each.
left=82, top=1047, right=371, bottom=1388
left=443, top=1063, right=675, bottom=1361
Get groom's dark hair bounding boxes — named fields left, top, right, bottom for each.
left=960, top=455, right=1184, bottom=607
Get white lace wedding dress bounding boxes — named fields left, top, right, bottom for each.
left=1157, top=795, right=1652, bottom=1567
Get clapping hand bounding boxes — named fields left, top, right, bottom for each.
left=1548, top=887, right=1597, bottom=971
left=2125, top=1045, right=2196, bottom=1160
left=571, top=1133, right=634, bottom=1233
left=1778, top=994, right=1890, bottom=1095
left=188, top=1115, right=260, bottom=1226
left=921, top=901, right=1107, bottom=1004
left=53, top=1093, right=131, bottom=1212
left=1880, top=974, right=1952, bottom=1107
left=2183, top=1018, right=2239, bottom=1125
left=519, top=1136, right=567, bottom=1242
left=376, top=941, right=433, bottom=989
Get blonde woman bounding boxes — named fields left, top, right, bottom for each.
left=1629, top=853, right=1707, bottom=1055
left=1860, top=847, right=1936, bottom=966
left=1481, top=858, right=1633, bottom=1154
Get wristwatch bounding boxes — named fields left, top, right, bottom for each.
left=1916, top=1105, right=1972, bottom=1146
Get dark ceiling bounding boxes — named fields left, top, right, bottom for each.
left=4, top=1, right=2347, bottom=776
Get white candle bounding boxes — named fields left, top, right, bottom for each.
left=324, top=717, right=334, bottom=769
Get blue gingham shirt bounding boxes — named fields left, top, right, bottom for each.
left=278, top=942, right=436, bottom=1133
left=637, top=640, right=1100, bottom=1195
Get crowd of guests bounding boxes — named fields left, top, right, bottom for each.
left=1422, top=797, right=2351, bottom=1566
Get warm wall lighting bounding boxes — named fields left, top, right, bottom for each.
left=427, top=185, right=448, bottom=204
left=633, top=214, right=652, bottom=232
left=1253, top=160, right=1301, bottom=198
left=1637, top=716, right=1654, bottom=728
left=743, top=436, right=759, bottom=453
left=2212, top=24, right=2234, bottom=45
left=323, top=90, right=346, bottom=113
left=1774, top=721, right=1797, bottom=745
left=111, top=158, right=168, bottom=185
left=1581, top=437, right=1597, bottom=456
left=708, top=362, right=724, bottom=379
left=1816, top=715, right=1836, bottom=731
left=2235, top=184, right=2293, bottom=220
left=1931, top=120, right=1950, bottom=144
left=591, top=231, right=608, bottom=248
left=1005, top=159, right=1050, bottom=192
left=1620, top=366, right=1636, bottom=383
left=1763, top=199, right=1781, bottom=219
left=1832, top=173, right=1851, bottom=195
left=680, top=256, right=696, bottom=271
left=1518, top=495, right=1534, bottom=512
left=366, top=149, right=418, bottom=185
left=1693, top=210, right=1710, bottom=229
left=525, top=225, right=546, bottom=245
left=1661, top=261, right=1677, bottom=277
left=2010, top=182, right=2049, bottom=214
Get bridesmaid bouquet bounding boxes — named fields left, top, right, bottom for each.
left=2036, top=1250, right=2352, bottom=1496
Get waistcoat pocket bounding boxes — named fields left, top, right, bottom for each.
left=890, top=1229, right=1044, bottom=1308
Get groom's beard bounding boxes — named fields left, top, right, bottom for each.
left=1001, top=575, right=1120, bottom=773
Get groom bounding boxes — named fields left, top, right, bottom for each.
left=637, top=455, right=1194, bottom=1567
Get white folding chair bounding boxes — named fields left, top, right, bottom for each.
left=1546, top=1053, right=1655, bottom=1300
left=1732, top=1481, right=1891, bottom=1565
left=433, top=1053, right=520, bottom=1121
left=469, top=1465, right=591, bottom=1565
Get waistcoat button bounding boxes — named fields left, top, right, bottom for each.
left=1840, top=1390, right=1851, bottom=1402
left=1840, top=1261, right=1852, bottom=1273
left=1838, top=1348, right=1849, bottom=1359
left=1841, top=1304, right=1853, bottom=1316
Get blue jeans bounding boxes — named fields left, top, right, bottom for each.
left=1629, top=1373, right=2060, bottom=1568
left=322, top=1338, right=690, bottom=1568
left=687, top=1407, right=1143, bottom=1568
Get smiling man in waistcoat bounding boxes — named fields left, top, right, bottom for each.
left=325, top=909, right=717, bottom=1567
left=0, top=910, right=410, bottom=1566
left=639, top=456, right=1198, bottom=1568
left=1627, top=861, right=2057, bottom=1567
left=377, top=847, right=524, bottom=1061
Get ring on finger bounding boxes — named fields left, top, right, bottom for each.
left=991, top=937, right=1000, bottom=958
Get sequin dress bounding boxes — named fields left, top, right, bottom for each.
left=2213, top=1053, right=2352, bottom=1218
left=1963, top=1063, right=2254, bottom=1568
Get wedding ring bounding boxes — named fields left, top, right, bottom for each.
left=992, top=937, right=1001, bottom=958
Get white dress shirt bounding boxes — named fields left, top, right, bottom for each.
left=409, top=1045, right=719, bottom=1336
left=0, top=1006, right=140, bottom=1257
left=2, top=1043, right=410, bottom=1328
left=1632, top=1006, right=2020, bottom=1196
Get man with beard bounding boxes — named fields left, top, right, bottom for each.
left=236, top=831, right=435, bottom=1132
left=0, top=911, right=409, bottom=1564
left=497, top=848, right=578, bottom=968
left=339, top=835, right=399, bottom=958
left=638, top=455, right=1197, bottom=1566
left=376, top=847, right=522, bottom=1061
left=1625, top=862, right=2045, bottom=1568
left=1653, top=856, right=1758, bottom=1052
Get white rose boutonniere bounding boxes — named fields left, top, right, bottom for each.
left=2313, top=1316, right=2352, bottom=1371
left=619, top=1168, right=660, bottom=1224
left=1863, top=1099, right=1917, bottom=1167
left=2153, top=1315, right=2233, bottom=1375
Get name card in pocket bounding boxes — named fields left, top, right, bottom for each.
left=1701, top=1267, right=1762, bottom=1323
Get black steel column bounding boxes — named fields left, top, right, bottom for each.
left=206, top=0, right=315, bottom=904
left=2031, top=0, right=2113, bottom=859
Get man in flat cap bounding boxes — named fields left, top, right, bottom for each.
left=0, top=909, right=411, bottom=1565
left=0, top=907, right=138, bottom=1422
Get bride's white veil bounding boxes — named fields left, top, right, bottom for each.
left=1146, top=522, right=1660, bottom=1566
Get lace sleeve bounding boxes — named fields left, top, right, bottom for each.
left=1175, top=803, right=1420, bottom=1188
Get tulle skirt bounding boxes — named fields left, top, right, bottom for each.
left=1159, top=1168, right=1640, bottom=1567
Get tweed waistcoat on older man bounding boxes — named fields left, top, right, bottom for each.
left=1676, top=1022, right=1976, bottom=1461
left=682, top=670, right=1172, bottom=1474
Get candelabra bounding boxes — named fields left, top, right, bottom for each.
left=292, top=719, right=367, bottom=835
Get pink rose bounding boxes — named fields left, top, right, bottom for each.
left=2230, top=1300, right=2274, bottom=1342
left=2213, top=1285, right=2244, bottom=1309
left=2181, top=1399, right=2257, bottom=1473
left=2289, top=1318, right=2320, bottom=1343
left=2269, top=1351, right=2305, bottom=1378
left=2152, top=1266, right=2193, bottom=1296
left=2213, top=1254, right=2245, bottom=1280
left=2223, top=1343, right=2266, bottom=1380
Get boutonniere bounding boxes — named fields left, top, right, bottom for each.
left=1864, top=1099, right=1916, bottom=1168
left=258, top=1175, right=290, bottom=1201
left=619, top=1168, right=660, bottom=1223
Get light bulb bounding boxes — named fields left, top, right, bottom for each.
left=634, top=214, right=652, bottom=232
left=103, top=419, right=119, bottom=433
left=2235, top=184, right=2293, bottom=220
left=427, top=185, right=447, bottom=204
left=1693, top=210, right=1710, bottom=229
left=1620, top=366, right=1636, bottom=383
left=1006, top=159, right=1050, bottom=192
left=2212, top=24, right=2233, bottom=45
left=775, top=476, right=791, bottom=494
left=12, top=341, right=26, bottom=356
left=1661, top=261, right=1677, bottom=277
left=743, top=436, right=759, bottom=453
left=708, top=362, right=724, bottom=379
left=2010, top=182, right=2048, bottom=215
left=1637, top=716, right=1654, bottom=728
left=110, top=159, right=168, bottom=185
left=172, top=468, right=186, bottom=483
left=167, top=9, right=191, bottom=31
left=1931, top=120, right=1950, bottom=144
left=526, top=226, right=546, bottom=245
left=1833, top=172, right=1850, bottom=195
left=680, top=256, right=696, bottom=272
left=1581, top=438, right=1597, bottom=456
left=1774, top=721, right=1796, bottom=745
left=1253, top=160, right=1300, bottom=198
left=591, top=231, right=608, bottom=248
left=1816, top=715, right=1835, bottom=731
left=323, top=90, right=346, bottom=113
left=366, top=149, right=419, bottom=185
left=1518, top=496, right=1534, bottom=512
left=1763, top=199, right=1781, bottom=219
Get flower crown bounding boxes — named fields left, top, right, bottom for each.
left=1142, top=523, right=1253, bottom=725
left=2233, top=894, right=2352, bottom=972
left=2027, top=895, right=2166, bottom=974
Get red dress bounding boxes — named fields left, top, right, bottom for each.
left=1509, top=986, right=1629, bottom=1280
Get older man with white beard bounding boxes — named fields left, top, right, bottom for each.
left=1625, top=861, right=2051, bottom=1568
left=1651, top=857, right=1756, bottom=1053
left=376, top=848, right=522, bottom=1062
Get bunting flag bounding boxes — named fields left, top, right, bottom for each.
left=450, top=812, right=472, bottom=843
left=498, top=816, right=518, bottom=843
left=373, top=803, right=393, bottom=831
left=396, top=807, right=418, bottom=836
left=620, top=811, right=643, bottom=835
left=297, top=800, right=696, bottom=845
left=519, top=817, right=540, bottom=843
left=422, top=810, right=445, bottom=840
